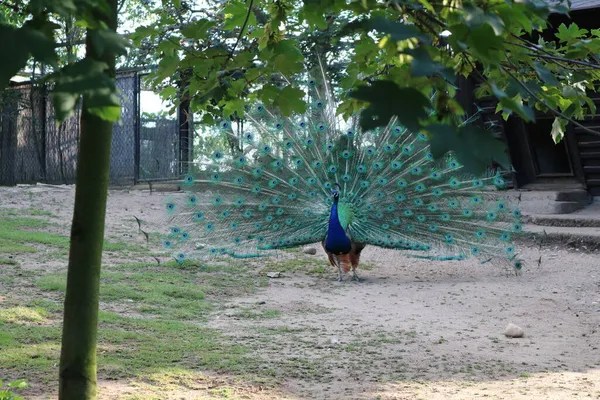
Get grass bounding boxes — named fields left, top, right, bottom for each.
left=0, top=257, right=280, bottom=391
left=233, top=307, right=281, bottom=320
left=0, top=307, right=255, bottom=380
left=0, top=208, right=56, bottom=218
left=0, top=307, right=49, bottom=324
left=0, top=206, right=376, bottom=398
left=0, top=215, right=69, bottom=254
left=0, top=203, right=286, bottom=395
left=0, top=213, right=151, bottom=257
left=36, top=261, right=267, bottom=320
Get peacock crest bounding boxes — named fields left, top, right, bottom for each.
left=140, top=66, right=524, bottom=278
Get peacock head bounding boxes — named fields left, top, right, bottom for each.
left=331, top=183, right=341, bottom=201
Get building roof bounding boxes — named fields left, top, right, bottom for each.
left=568, top=0, right=600, bottom=11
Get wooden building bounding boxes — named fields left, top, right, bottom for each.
left=458, top=0, right=600, bottom=212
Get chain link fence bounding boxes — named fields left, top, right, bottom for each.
left=0, top=70, right=181, bottom=186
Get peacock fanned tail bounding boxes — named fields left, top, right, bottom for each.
left=143, top=70, right=524, bottom=271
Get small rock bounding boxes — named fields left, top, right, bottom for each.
left=504, top=323, right=524, bottom=338
left=267, top=271, right=282, bottom=278
left=303, top=246, right=317, bottom=255
left=330, top=336, right=339, bottom=345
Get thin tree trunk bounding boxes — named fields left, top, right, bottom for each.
left=58, top=0, right=117, bottom=398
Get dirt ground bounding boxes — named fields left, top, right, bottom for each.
left=1, top=184, right=600, bottom=399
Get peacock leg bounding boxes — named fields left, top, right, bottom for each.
left=337, top=264, right=343, bottom=282
left=351, top=269, right=361, bottom=282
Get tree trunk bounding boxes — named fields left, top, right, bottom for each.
left=58, top=0, right=117, bottom=398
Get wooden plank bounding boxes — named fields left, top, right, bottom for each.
left=583, top=166, right=600, bottom=173
left=579, top=151, right=600, bottom=159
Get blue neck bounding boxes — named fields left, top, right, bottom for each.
left=324, top=197, right=352, bottom=254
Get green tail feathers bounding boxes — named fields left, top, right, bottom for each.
left=140, top=69, right=524, bottom=271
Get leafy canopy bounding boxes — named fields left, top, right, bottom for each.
left=127, top=0, right=600, bottom=173
left=0, top=0, right=129, bottom=123
left=3, top=0, right=600, bottom=173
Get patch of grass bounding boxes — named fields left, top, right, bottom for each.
left=233, top=308, right=281, bottom=320
left=0, top=309, right=258, bottom=381
left=0, top=238, right=37, bottom=254
left=254, top=326, right=308, bottom=336
left=0, top=214, right=138, bottom=256
left=3, top=246, right=327, bottom=394
left=308, top=266, right=327, bottom=275
left=37, top=274, right=67, bottom=292
left=25, top=299, right=63, bottom=314
left=264, top=257, right=324, bottom=274
left=104, top=240, right=146, bottom=252
left=360, top=261, right=376, bottom=271
left=0, top=307, right=49, bottom=324
left=0, top=258, right=20, bottom=266
left=37, top=271, right=211, bottom=320
left=0, top=208, right=56, bottom=218
left=0, top=216, right=69, bottom=252
left=37, top=261, right=267, bottom=320
left=95, top=312, right=256, bottom=378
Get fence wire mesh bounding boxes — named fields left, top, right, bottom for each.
left=0, top=71, right=181, bottom=186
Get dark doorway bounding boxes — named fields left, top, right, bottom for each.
left=504, top=114, right=584, bottom=188
left=524, top=117, right=573, bottom=177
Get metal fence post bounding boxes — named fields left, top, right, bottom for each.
left=134, top=71, right=140, bottom=184
left=0, top=92, right=17, bottom=186
left=178, top=68, right=192, bottom=176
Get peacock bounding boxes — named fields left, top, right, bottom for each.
left=139, top=67, right=524, bottom=281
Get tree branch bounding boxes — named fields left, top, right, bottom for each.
left=526, top=52, right=600, bottom=69
left=224, top=0, right=254, bottom=67
left=501, top=61, right=600, bottom=136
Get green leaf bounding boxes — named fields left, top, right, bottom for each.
left=222, top=98, right=246, bottom=118
left=49, top=59, right=120, bottom=123
left=257, top=85, right=306, bottom=116
left=344, top=16, right=427, bottom=42
left=181, top=19, right=217, bottom=39
left=223, top=1, right=257, bottom=30
left=268, top=40, right=304, bottom=74
left=562, top=85, right=579, bottom=98
left=426, top=123, right=510, bottom=175
left=7, top=379, right=28, bottom=389
left=490, top=83, right=535, bottom=121
left=0, top=26, right=30, bottom=91
left=409, top=46, right=455, bottom=82
left=88, top=104, right=121, bottom=121
left=160, top=86, right=177, bottom=100
left=52, top=92, right=80, bottom=122
left=467, top=24, right=504, bottom=64
left=551, top=117, right=567, bottom=143
left=534, top=62, right=559, bottom=86
left=157, top=55, right=180, bottom=80
left=89, top=28, right=130, bottom=57
left=462, top=4, right=505, bottom=35
left=349, top=81, right=431, bottom=132
left=556, top=23, right=588, bottom=43
left=86, top=89, right=121, bottom=121
left=300, top=0, right=334, bottom=29
left=28, top=0, right=76, bottom=15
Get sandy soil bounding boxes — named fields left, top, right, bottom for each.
left=2, top=184, right=600, bottom=399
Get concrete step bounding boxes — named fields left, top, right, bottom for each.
left=522, top=224, right=600, bottom=251
left=518, top=200, right=587, bottom=215
left=521, top=190, right=589, bottom=202
left=501, top=189, right=590, bottom=202
left=524, top=213, right=600, bottom=228
left=132, top=182, right=181, bottom=192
